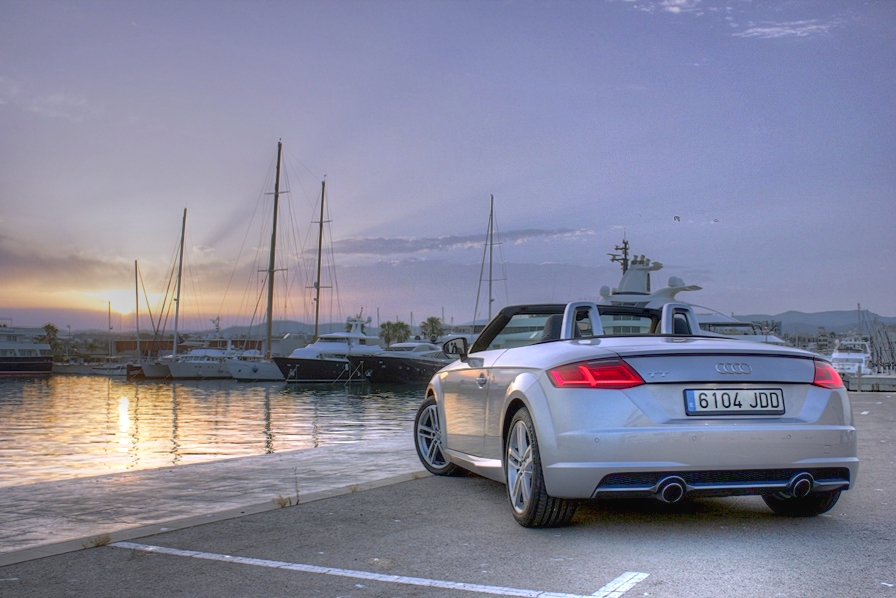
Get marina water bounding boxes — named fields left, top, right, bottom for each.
left=0, top=376, right=423, bottom=488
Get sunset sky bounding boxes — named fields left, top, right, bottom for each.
left=2, top=0, right=894, bottom=332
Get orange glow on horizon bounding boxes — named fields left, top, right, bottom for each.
left=87, top=290, right=164, bottom=316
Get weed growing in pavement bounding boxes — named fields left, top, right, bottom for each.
left=273, top=494, right=293, bottom=508
left=82, top=533, right=112, bottom=549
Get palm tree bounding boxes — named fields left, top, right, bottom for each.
left=379, top=321, right=396, bottom=347
left=85, top=340, right=100, bottom=359
left=43, top=323, right=59, bottom=344
left=43, top=323, right=64, bottom=358
left=379, top=320, right=412, bottom=346
left=420, top=316, right=443, bottom=341
left=392, top=321, right=412, bottom=344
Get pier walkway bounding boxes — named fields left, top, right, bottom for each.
left=0, top=433, right=425, bottom=566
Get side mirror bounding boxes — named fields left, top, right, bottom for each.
left=443, top=337, right=469, bottom=361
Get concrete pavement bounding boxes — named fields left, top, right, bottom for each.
left=0, top=433, right=425, bottom=566
left=0, top=392, right=893, bottom=598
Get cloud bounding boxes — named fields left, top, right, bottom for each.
left=658, top=0, right=703, bottom=15
left=0, top=238, right=130, bottom=291
left=331, top=228, right=595, bottom=257
left=733, top=20, right=833, bottom=39
left=621, top=0, right=704, bottom=15
left=26, top=92, right=103, bottom=123
left=618, top=1, right=842, bottom=39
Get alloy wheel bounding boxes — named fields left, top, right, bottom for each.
left=416, top=402, right=448, bottom=469
left=506, top=419, right=534, bottom=513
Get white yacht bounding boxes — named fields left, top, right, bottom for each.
left=272, top=316, right=383, bottom=383
left=168, top=342, right=239, bottom=380
left=0, top=323, right=53, bottom=376
left=134, top=357, right=172, bottom=380
left=830, top=339, right=873, bottom=376
left=599, top=240, right=788, bottom=345
left=91, top=356, right=129, bottom=377
left=227, top=349, right=285, bottom=382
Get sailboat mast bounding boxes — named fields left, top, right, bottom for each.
left=135, top=260, right=141, bottom=363
left=313, top=179, right=326, bottom=341
left=472, top=195, right=497, bottom=329
left=264, top=141, right=283, bottom=359
left=173, top=208, right=187, bottom=358
left=488, top=194, right=494, bottom=321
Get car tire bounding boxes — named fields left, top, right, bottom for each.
left=505, top=407, right=577, bottom=528
left=414, top=396, right=461, bottom=476
left=762, top=489, right=842, bottom=517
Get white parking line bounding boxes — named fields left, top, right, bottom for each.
left=592, top=572, right=650, bottom=597
left=112, top=542, right=649, bottom=598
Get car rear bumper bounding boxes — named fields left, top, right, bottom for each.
left=542, top=425, right=858, bottom=499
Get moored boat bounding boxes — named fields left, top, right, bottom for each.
left=91, top=356, right=129, bottom=377
left=273, top=315, right=382, bottom=383
left=599, top=239, right=788, bottom=344
left=227, top=140, right=289, bottom=383
left=168, top=343, right=238, bottom=380
left=227, top=350, right=285, bottom=382
left=0, top=323, right=53, bottom=377
left=128, top=357, right=172, bottom=380
left=830, top=339, right=872, bottom=376
left=345, top=342, right=452, bottom=385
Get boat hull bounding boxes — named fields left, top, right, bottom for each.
left=345, top=355, right=451, bottom=385
left=228, top=359, right=284, bottom=382
left=0, top=356, right=53, bottom=377
left=168, top=361, right=232, bottom=380
left=91, top=365, right=128, bottom=377
left=139, top=361, right=172, bottom=380
left=53, top=363, right=96, bottom=375
left=272, top=356, right=359, bottom=383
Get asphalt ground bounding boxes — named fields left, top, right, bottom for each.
left=0, top=392, right=893, bottom=598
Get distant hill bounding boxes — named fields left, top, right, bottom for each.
left=734, top=310, right=896, bottom=335
left=214, top=320, right=358, bottom=339
left=81, top=320, right=357, bottom=339
left=82, top=311, right=894, bottom=339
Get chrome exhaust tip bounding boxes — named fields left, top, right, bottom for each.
left=656, top=476, right=687, bottom=504
left=788, top=472, right=815, bottom=498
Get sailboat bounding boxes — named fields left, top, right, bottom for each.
left=91, top=302, right=128, bottom=376
left=470, top=194, right=505, bottom=334
left=135, top=208, right=188, bottom=380
left=229, top=141, right=288, bottom=381
left=272, top=181, right=383, bottom=383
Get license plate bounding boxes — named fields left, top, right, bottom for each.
left=684, top=389, right=785, bottom=415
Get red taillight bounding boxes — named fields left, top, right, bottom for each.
left=548, top=358, right=645, bottom=389
left=813, top=361, right=844, bottom=389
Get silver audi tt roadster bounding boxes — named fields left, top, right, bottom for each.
left=413, top=301, right=858, bottom=527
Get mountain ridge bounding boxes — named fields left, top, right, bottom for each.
left=734, top=310, right=896, bottom=335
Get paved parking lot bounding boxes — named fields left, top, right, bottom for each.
left=1, top=392, right=893, bottom=598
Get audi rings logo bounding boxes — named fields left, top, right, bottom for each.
left=716, top=362, right=753, bottom=374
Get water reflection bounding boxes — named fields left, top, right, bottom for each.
left=0, top=376, right=423, bottom=487
left=171, top=383, right=180, bottom=465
